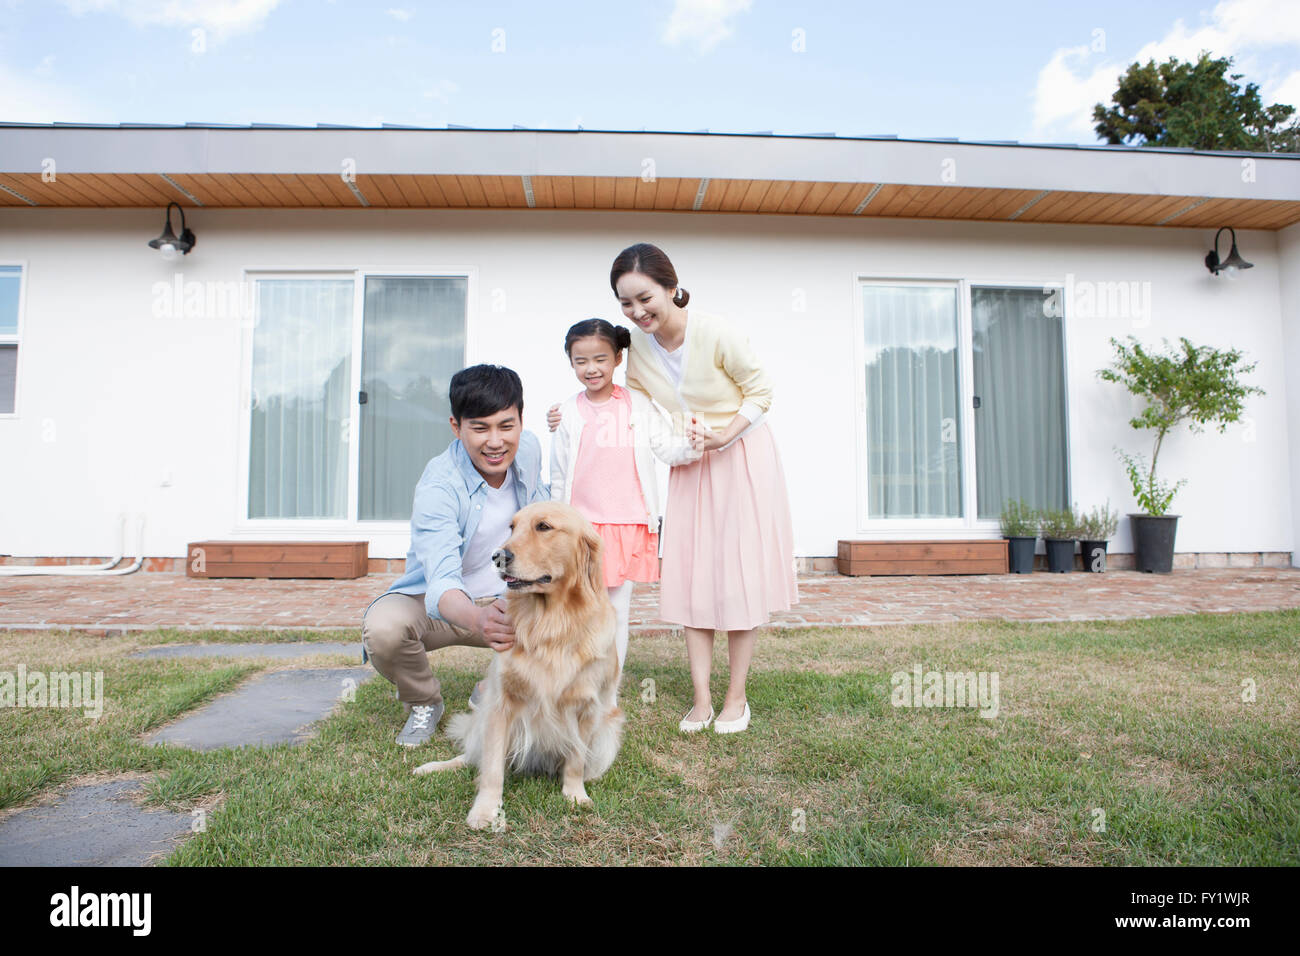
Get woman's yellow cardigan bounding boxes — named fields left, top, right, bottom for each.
left=624, top=309, right=773, bottom=433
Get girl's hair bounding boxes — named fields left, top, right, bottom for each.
left=610, top=242, right=690, bottom=308
left=564, top=318, right=632, bottom=357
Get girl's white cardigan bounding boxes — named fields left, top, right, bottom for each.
left=549, top=386, right=701, bottom=531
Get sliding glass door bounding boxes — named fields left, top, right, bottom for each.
left=248, top=278, right=354, bottom=519
left=246, top=272, right=468, bottom=523
left=358, top=276, right=468, bottom=520
left=971, top=286, right=1069, bottom=518
left=860, top=283, right=963, bottom=519
left=857, top=279, right=1069, bottom=529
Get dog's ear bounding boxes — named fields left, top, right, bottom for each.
left=581, top=525, right=605, bottom=598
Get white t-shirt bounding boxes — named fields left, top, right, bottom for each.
left=647, top=331, right=686, bottom=385
left=460, top=469, right=516, bottom=599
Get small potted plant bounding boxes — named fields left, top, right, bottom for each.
left=1040, top=507, right=1078, bottom=573
left=1078, top=500, right=1118, bottom=573
left=999, top=498, right=1038, bottom=574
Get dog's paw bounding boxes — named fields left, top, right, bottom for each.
left=563, top=787, right=593, bottom=807
left=466, top=801, right=503, bottom=830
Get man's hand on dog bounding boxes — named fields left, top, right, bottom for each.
left=480, top=598, right=515, bottom=651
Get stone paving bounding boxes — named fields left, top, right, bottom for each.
left=145, top=666, right=375, bottom=751
left=0, top=780, right=194, bottom=867
left=2, top=568, right=1299, bottom=636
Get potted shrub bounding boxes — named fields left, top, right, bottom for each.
left=1040, top=507, right=1078, bottom=573
left=1078, top=500, right=1119, bottom=573
left=1098, top=335, right=1264, bottom=573
left=999, top=498, right=1038, bottom=574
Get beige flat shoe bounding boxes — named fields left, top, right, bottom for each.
left=713, top=702, right=751, bottom=734
left=679, top=705, right=714, bottom=733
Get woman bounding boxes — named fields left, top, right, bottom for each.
left=549, top=242, right=798, bottom=734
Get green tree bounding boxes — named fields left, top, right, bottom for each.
left=1094, top=52, right=1300, bottom=152
left=1097, top=335, right=1265, bottom=515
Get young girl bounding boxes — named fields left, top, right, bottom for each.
left=550, top=319, right=700, bottom=670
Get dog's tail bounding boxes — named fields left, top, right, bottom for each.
left=445, top=711, right=474, bottom=749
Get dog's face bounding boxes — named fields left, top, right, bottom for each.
left=492, top=502, right=603, bottom=599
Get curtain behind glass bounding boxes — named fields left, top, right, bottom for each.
left=0, top=265, right=20, bottom=335
left=971, top=287, right=1068, bottom=518
left=248, top=279, right=354, bottom=518
left=359, top=276, right=467, bottom=521
left=862, top=286, right=963, bottom=519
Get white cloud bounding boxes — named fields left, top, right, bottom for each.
left=1031, top=45, right=1122, bottom=141
left=59, top=0, right=283, bottom=41
left=387, top=7, right=411, bottom=21
left=662, top=0, right=752, bottom=53
left=1267, top=69, right=1300, bottom=110
left=1030, top=0, right=1300, bottom=143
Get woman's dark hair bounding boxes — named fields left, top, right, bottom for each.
left=610, top=242, right=689, bottom=307
left=449, top=364, right=524, bottom=423
left=564, top=318, right=632, bottom=357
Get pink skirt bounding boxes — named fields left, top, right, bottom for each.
left=659, top=421, right=798, bottom=630
left=593, top=523, right=659, bottom=587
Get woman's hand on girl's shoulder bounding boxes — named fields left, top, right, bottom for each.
left=547, top=403, right=562, bottom=432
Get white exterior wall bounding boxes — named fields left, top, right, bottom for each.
left=0, top=207, right=1290, bottom=560
left=1279, top=221, right=1300, bottom=568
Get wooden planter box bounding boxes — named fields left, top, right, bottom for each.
left=837, top=540, right=1007, bottom=576
left=186, top=541, right=369, bottom=579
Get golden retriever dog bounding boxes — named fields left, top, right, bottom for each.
left=413, top=501, right=625, bottom=830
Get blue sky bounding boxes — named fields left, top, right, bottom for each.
left=2, top=0, right=1299, bottom=145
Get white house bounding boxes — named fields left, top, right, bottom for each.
left=1, top=124, right=1298, bottom=572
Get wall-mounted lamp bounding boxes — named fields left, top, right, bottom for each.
left=148, top=202, right=196, bottom=258
left=1204, top=226, right=1252, bottom=278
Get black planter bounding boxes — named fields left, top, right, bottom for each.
left=1079, top=540, right=1109, bottom=572
left=1045, top=538, right=1077, bottom=572
left=1007, top=536, right=1036, bottom=574
left=1130, top=514, right=1179, bottom=573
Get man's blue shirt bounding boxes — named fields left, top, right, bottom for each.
left=372, top=430, right=549, bottom=622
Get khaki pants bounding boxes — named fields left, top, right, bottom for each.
left=361, top=592, right=498, bottom=708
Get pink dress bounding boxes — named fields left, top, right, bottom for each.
left=639, top=329, right=798, bottom=631
left=570, top=386, right=660, bottom=588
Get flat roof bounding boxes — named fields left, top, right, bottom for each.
left=1, top=125, right=1297, bottom=227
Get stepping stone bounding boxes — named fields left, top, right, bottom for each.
left=145, top=667, right=375, bottom=751
left=0, top=779, right=192, bottom=866
left=130, top=642, right=361, bottom=661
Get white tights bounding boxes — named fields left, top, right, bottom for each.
left=607, top=580, right=634, bottom=670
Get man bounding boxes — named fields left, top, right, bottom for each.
left=361, top=364, right=549, bottom=746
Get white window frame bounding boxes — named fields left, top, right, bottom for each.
left=234, top=265, right=475, bottom=536
left=0, top=259, right=27, bottom=420
left=852, top=273, right=1070, bottom=537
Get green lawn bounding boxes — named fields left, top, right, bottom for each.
left=1, top=609, right=1297, bottom=865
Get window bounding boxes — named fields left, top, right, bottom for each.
left=0, top=264, right=21, bottom=415
left=971, top=286, right=1069, bottom=517
left=856, top=278, right=1069, bottom=529
left=244, top=272, right=468, bottom=522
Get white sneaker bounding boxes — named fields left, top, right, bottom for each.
left=679, top=705, right=714, bottom=733
left=713, top=702, right=750, bottom=734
